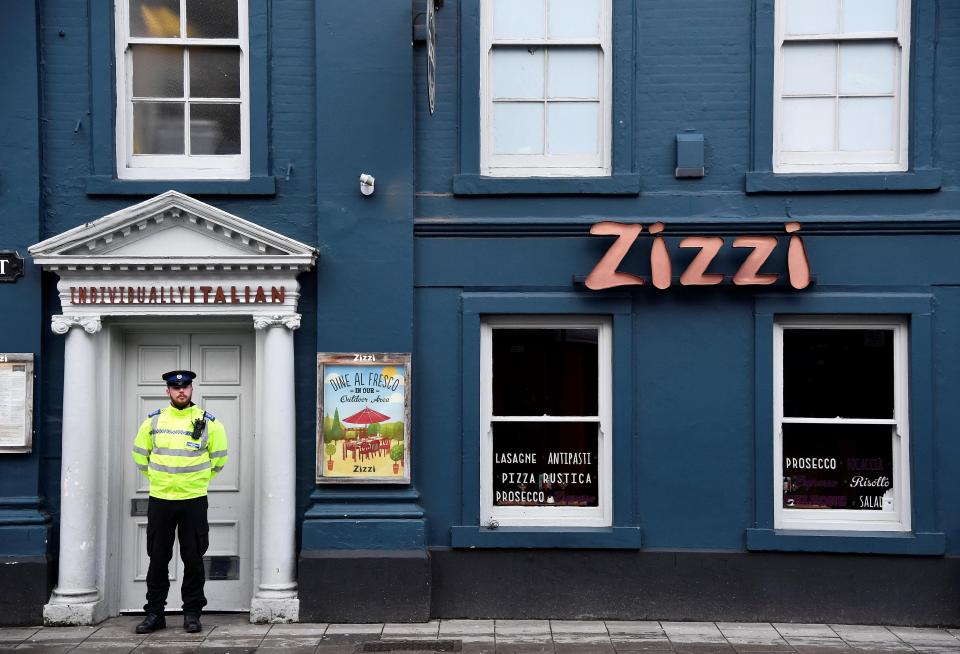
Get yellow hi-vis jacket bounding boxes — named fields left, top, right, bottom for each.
left=131, top=404, right=228, bottom=500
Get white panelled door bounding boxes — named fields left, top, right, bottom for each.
left=120, top=329, right=255, bottom=612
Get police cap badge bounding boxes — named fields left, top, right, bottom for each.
left=162, top=370, right=196, bottom=388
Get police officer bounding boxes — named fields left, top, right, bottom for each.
left=131, top=370, right=229, bottom=634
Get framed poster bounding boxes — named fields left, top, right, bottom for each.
left=0, top=354, right=33, bottom=454
left=316, top=353, right=411, bottom=484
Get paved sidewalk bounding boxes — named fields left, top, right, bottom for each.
left=3, top=616, right=960, bottom=653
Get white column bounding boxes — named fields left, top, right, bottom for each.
left=44, top=315, right=105, bottom=626
left=250, top=313, right=300, bottom=623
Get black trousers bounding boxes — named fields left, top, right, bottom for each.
left=144, top=495, right=209, bottom=615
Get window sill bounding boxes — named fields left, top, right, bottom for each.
left=453, top=174, right=641, bottom=196
left=745, top=528, right=945, bottom=555
left=745, top=170, right=942, bottom=194
left=85, top=176, right=277, bottom=197
left=450, top=525, right=642, bottom=549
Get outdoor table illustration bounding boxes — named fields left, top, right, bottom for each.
left=317, top=354, right=410, bottom=483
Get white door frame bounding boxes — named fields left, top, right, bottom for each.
left=41, top=311, right=301, bottom=625
left=30, top=193, right=316, bottom=625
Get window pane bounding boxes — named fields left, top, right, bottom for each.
left=839, top=97, right=896, bottom=151
left=189, top=47, right=241, bottom=98
left=782, top=423, right=894, bottom=511
left=547, top=0, right=601, bottom=39
left=493, top=103, right=544, bottom=154
left=492, top=422, right=599, bottom=507
left=783, top=328, right=894, bottom=418
left=548, top=103, right=599, bottom=155
left=547, top=47, right=600, bottom=98
left=493, top=0, right=544, bottom=39
left=781, top=43, right=836, bottom=96
left=843, top=0, right=898, bottom=33
left=492, top=328, right=598, bottom=416
left=190, top=103, right=241, bottom=154
left=132, top=45, right=184, bottom=98
left=492, top=47, right=544, bottom=99
left=133, top=102, right=184, bottom=154
left=781, top=98, right=835, bottom=151
left=186, top=0, right=239, bottom=38
left=783, top=0, right=839, bottom=35
left=130, top=0, right=180, bottom=38
left=839, top=42, right=897, bottom=95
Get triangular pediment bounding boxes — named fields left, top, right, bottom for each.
left=29, top=191, right=317, bottom=271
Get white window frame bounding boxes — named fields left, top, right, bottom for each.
left=480, top=316, right=613, bottom=527
left=479, top=0, right=612, bottom=178
left=773, top=0, right=911, bottom=174
left=114, top=0, right=250, bottom=180
left=774, top=316, right=911, bottom=532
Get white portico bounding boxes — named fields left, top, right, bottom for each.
left=29, top=191, right=317, bottom=625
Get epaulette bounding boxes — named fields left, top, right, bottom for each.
left=148, top=409, right=161, bottom=417
left=203, top=411, right=217, bottom=421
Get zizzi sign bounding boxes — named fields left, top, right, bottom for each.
left=585, top=221, right=811, bottom=290
left=68, top=284, right=286, bottom=305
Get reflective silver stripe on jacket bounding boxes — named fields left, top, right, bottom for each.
left=209, top=450, right=228, bottom=459
left=150, top=411, right=207, bottom=446
left=132, top=446, right=151, bottom=456
left=148, top=460, right=212, bottom=474
left=136, top=463, right=148, bottom=471
left=153, top=447, right=205, bottom=457
left=212, top=466, right=224, bottom=472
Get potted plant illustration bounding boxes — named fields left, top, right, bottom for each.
left=325, top=441, right=337, bottom=471
left=390, top=441, right=404, bottom=474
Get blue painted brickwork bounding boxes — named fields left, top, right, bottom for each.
left=0, top=0, right=45, bottom=556
left=936, top=0, right=960, bottom=187
left=634, top=0, right=752, bottom=192
left=412, top=234, right=960, bottom=553
left=416, top=0, right=955, bottom=217
left=301, top=0, right=418, bottom=550
left=411, top=0, right=960, bottom=555
left=313, top=0, right=413, bottom=355
left=933, top=288, right=960, bottom=551
left=34, top=0, right=320, bottom=550
left=30, top=0, right=415, bottom=557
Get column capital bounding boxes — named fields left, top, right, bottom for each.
left=51, top=315, right=102, bottom=335
left=253, top=313, right=301, bottom=331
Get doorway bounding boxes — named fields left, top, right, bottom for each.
left=119, top=327, right=255, bottom=612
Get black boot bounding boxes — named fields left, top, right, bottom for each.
left=135, top=613, right=166, bottom=634
left=184, top=613, right=202, bottom=633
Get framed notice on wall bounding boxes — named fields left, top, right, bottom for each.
left=316, top=353, right=411, bottom=484
left=0, top=354, right=33, bottom=454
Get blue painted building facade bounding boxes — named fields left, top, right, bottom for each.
left=2, top=0, right=960, bottom=626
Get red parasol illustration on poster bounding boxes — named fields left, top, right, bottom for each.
left=343, top=406, right=391, bottom=435
left=316, top=353, right=411, bottom=484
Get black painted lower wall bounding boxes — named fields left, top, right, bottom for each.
left=0, top=556, right=50, bottom=627
left=295, top=548, right=960, bottom=625
left=299, top=549, right=430, bottom=623
left=429, top=549, right=960, bottom=626
left=3, top=548, right=953, bottom=625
